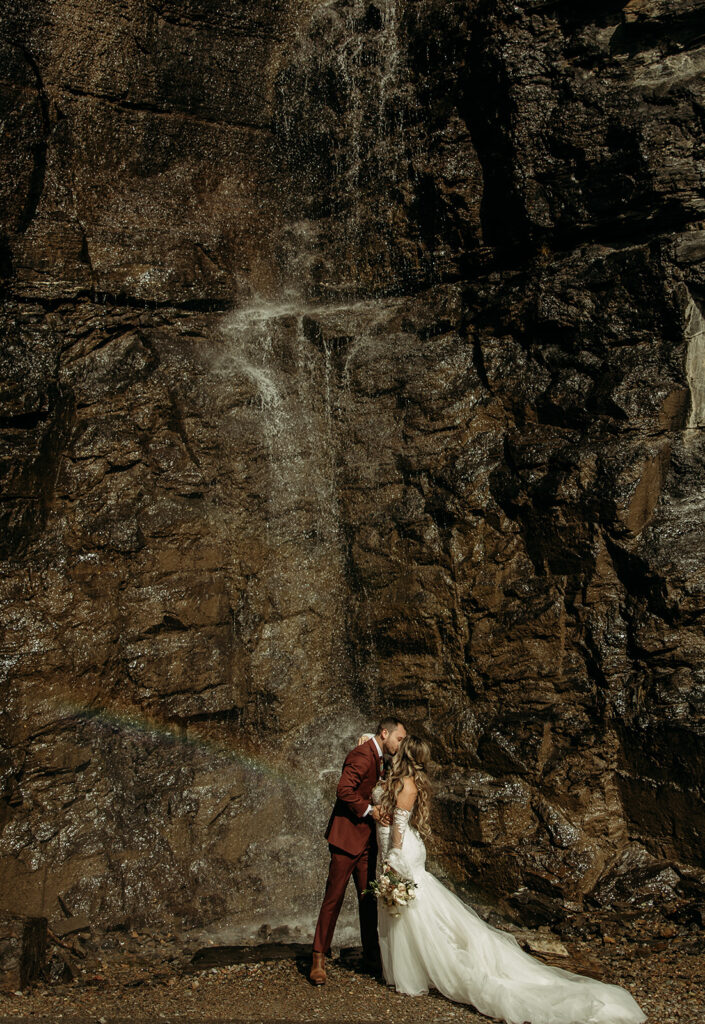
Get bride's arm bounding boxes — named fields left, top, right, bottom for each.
left=385, top=777, right=417, bottom=875
left=390, top=777, right=416, bottom=848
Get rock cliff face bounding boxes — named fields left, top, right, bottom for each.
left=2, top=0, right=705, bottom=940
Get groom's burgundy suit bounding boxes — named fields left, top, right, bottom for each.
left=312, top=737, right=382, bottom=960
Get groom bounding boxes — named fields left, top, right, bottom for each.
left=310, top=716, right=407, bottom=985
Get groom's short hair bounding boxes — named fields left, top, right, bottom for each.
left=376, top=716, right=405, bottom=735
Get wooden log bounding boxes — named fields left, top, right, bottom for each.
left=186, top=941, right=368, bottom=974
left=0, top=914, right=48, bottom=991
left=186, top=941, right=313, bottom=972
left=20, top=917, right=47, bottom=987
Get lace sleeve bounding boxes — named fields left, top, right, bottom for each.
left=391, top=807, right=410, bottom=849
left=385, top=808, right=412, bottom=876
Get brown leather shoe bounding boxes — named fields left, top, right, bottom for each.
left=309, top=951, right=326, bottom=985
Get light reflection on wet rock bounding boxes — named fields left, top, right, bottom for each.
left=1, top=0, right=705, bottom=941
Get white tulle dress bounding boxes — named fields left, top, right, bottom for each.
left=371, top=783, right=645, bottom=1024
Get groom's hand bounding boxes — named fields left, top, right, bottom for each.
left=371, top=806, right=391, bottom=825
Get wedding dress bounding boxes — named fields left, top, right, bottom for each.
left=371, top=782, right=645, bottom=1024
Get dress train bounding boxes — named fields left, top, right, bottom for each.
left=372, top=786, right=645, bottom=1024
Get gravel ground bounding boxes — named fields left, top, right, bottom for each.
left=0, top=927, right=703, bottom=1023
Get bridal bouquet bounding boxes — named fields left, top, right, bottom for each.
left=364, top=862, right=417, bottom=916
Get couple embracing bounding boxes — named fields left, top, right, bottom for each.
left=310, top=715, right=646, bottom=1024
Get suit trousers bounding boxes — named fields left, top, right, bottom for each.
left=312, top=842, right=379, bottom=961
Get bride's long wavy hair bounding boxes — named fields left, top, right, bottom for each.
left=379, top=734, right=432, bottom=843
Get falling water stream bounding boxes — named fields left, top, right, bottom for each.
left=213, top=0, right=415, bottom=720
left=199, top=0, right=417, bottom=942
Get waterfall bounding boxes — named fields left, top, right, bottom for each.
left=272, top=0, right=418, bottom=301
left=212, top=302, right=349, bottom=730
left=217, top=0, right=416, bottom=716
left=198, top=0, right=416, bottom=943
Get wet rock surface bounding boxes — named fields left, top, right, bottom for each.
left=1, top=0, right=705, bottom=946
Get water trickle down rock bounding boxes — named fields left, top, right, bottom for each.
left=214, top=301, right=352, bottom=733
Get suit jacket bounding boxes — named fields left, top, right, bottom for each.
left=325, top=737, right=383, bottom=857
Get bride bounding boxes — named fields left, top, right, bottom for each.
left=370, top=734, right=646, bottom=1024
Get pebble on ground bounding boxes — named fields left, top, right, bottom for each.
left=0, top=928, right=702, bottom=1023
